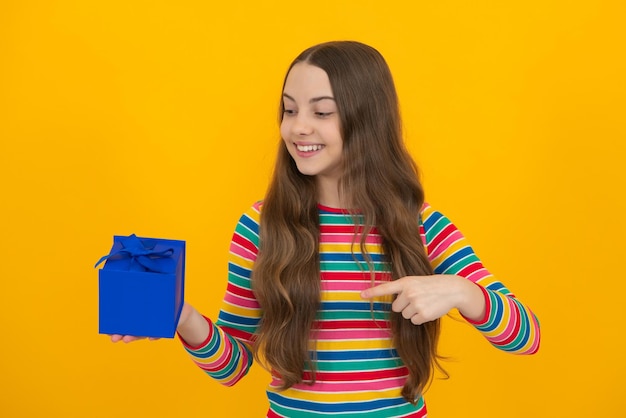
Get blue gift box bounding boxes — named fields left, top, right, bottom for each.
left=96, top=234, right=186, bottom=338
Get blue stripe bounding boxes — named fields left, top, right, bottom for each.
left=434, top=246, right=473, bottom=274
left=217, top=311, right=259, bottom=326
left=320, top=253, right=385, bottom=262
left=228, top=262, right=252, bottom=279
left=318, top=208, right=359, bottom=217
left=486, top=281, right=510, bottom=295
left=479, top=290, right=504, bottom=332
left=239, top=213, right=259, bottom=235
left=188, top=330, right=221, bottom=358
left=320, top=301, right=390, bottom=311
left=315, top=349, right=399, bottom=361
left=422, top=209, right=443, bottom=231
left=501, top=299, right=530, bottom=352
left=208, top=347, right=242, bottom=379
left=268, top=391, right=407, bottom=413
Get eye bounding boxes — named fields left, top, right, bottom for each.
left=315, top=112, right=334, bottom=118
left=283, top=109, right=297, bottom=116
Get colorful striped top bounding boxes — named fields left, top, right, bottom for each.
left=180, top=202, right=540, bottom=417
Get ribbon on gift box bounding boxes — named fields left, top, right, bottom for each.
left=94, top=234, right=175, bottom=273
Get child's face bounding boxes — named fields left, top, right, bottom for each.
left=280, top=63, right=343, bottom=186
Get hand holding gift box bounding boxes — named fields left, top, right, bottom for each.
left=95, top=234, right=186, bottom=338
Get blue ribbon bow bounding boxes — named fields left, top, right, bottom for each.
left=94, top=234, right=175, bottom=273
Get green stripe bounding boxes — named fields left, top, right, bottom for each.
left=444, top=253, right=481, bottom=275
left=423, top=215, right=449, bottom=245
left=319, top=213, right=362, bottom=225
left=498, top=298, right=529, bottom=351
left=235, top=222, right=259, bottom=246
left=320, top=262, right=388, bottom=272
left=316, top=311, right=389, bottom=321
left=269, top=396, right=424, bottom=418
left=187, top=326, right=222, bottom=357
left=208, top=335, right=248, bottom=379
left=479, top=290, right=501, bottom=330
left=215, top=321, right=257, bottom=335
left=227, top=272, right=252, bottom=289
left=315, top=358, right=401, bottom=372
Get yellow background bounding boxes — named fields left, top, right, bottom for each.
left=1, top=1, right=624, bottom=417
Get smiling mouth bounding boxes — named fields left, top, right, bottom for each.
left=296, top=144, right=325, bottom=152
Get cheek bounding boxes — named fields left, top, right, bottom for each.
left=280, top=120, right=290, bottom=140
left=322, top=120, right=343, bottom=143
left=280, top=124, right=294, bottom=155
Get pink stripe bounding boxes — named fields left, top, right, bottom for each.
left=320, top=281, right=371, bottom=291
left=230, top=243, right=256, bottom=260
left=315, top=329, right=391, bottom=340
left=274, top=376, right=409, bottom=392
left=198, top=338, right=232, bottom=369
left=526, top=312, right=541, bottom=354
left=428, top=231, right=464, bottom=261
left=224, top=293, right=260, bottom=309
left=320, top=234, right=382, bottom=244
left=490, top=300, right=518, bottom=343
left=225, top=365, right=250, bottom=387
left=210, top=352, right=250, bottom=387
left=466, top=268, right=492, bottom=283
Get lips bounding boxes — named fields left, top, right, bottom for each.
left=296, top=144, right=325, bottom=152
left=293, top=143, right=325, bottom=158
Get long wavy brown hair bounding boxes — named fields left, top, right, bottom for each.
left=252, top=41, right=445, bottom=404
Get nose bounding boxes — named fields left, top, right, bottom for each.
left=291, top=113, right=313, bottom=136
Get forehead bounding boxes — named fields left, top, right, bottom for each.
left=283, top=63, right=333, bottom=99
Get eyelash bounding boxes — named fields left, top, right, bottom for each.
left=282, top=109, right=334, bottom=118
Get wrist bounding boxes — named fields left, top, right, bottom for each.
left=454, top=276, right=486, bottom=321
left=177, top=308, right=211, bottom=348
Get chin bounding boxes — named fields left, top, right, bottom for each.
left=294, top=164, right=319, bottom=177
left=296, top=169, right=318, bottom=177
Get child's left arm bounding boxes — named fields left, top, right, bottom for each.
left=420, top=204, right=540, bottom=354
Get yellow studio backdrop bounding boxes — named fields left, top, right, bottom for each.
left=1, top=1, right=624, bottom=417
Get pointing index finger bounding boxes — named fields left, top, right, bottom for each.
left=361, top=280, right=403, bottom=299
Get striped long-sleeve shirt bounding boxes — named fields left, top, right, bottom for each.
left=180, top=202, right=540, bottom=417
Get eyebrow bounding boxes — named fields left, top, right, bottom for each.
left=282, top=93, right=335, bottom=104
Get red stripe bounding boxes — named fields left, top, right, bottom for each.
left=463, top=285, right=490, bottom=325
left=320, top=272, right=392, bottom=281
left=179, top=315, right=215, bottom=350
left=320, top=225, right=359, bottom=234
left=315, top=320, right=390, bottom=330
left=495, top=299, right=522, bottom=345
left=319, top=225, right=381, bottom=234
left=221, top=326, right=254, bottom=343
left=428, top=223, right=457, bottom=251
left=419, top=224, right=426, bottom=248
left=226, top=282, right=255, bottom=299
left=302, top=367, right=407, bottom=382
left=231, top=233, right=258, bottom=255
left=457, top=262, right=484, bottom=278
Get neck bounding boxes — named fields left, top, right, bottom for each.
left=316, top=176, right=344, bottom=208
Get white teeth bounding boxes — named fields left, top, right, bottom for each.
left=297, top=144, right=324, bottom=152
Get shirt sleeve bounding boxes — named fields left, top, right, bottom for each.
left=179, top=202, right=263, bottom=386
left=420, top=203, right=540, bottom=354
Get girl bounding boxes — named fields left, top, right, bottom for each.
left=113, top=41, right=540, bottom=417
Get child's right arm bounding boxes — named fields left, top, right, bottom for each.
left=111, top=203, right=263, bottom=387
left=177, top=203, right=263, bottom=386
left=174, top=303, right=210, bottom=346
left=177, top=305, right=255, bottom=387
